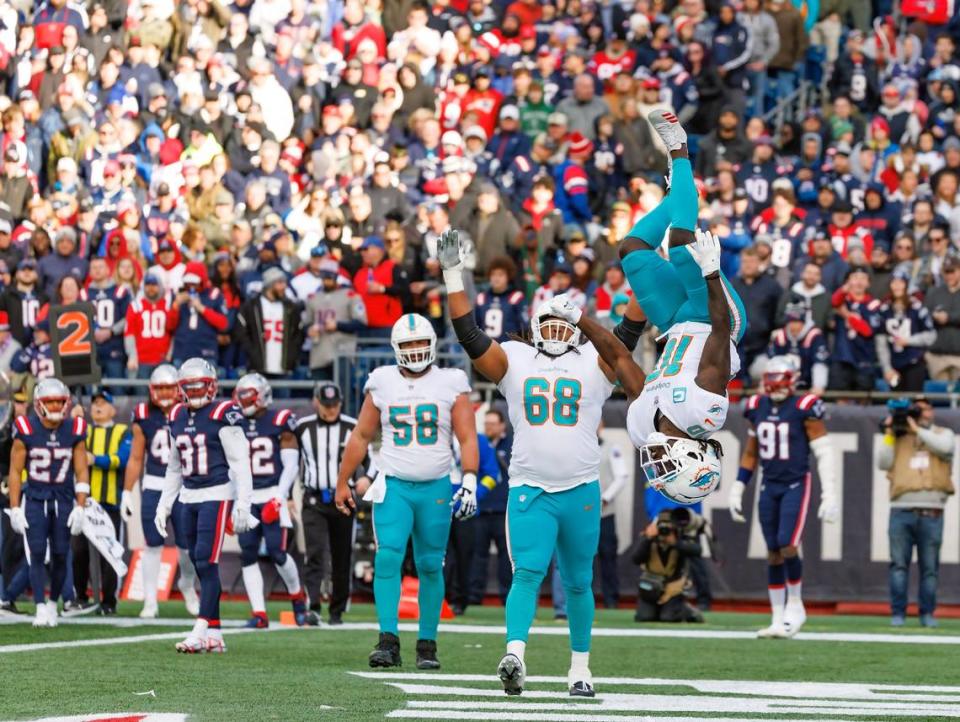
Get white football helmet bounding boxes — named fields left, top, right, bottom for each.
left=149, top=364, right=180, bottom=410
left=531, top=299, right=581, bottom=356
left=391, top=313, right=437, bottom=373
left=640, top=432, right=723, bottom=505
left=763, top=356, right=799, bottom=402
left=178, top=358, right=218, bottom=409
left=234, top=372, right=272, bottom=417
left=34, top=378, right=71, bottom=423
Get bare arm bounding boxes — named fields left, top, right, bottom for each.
left=739, top=432, right=759, bottom=473
left=577, top=314, right=646, bottom=400
left=122, top=424, right=145, bottom=493
left=451, top=393, right=479, bottom=474
left=448, top=287, right=509, bottom=383
left=73, top=442, right=89, bottom=507
left=8, top=438, right=24, bottom=508
left=695, top=272, right=731, bottom=396
left=335, top=394, right=380, bottom=514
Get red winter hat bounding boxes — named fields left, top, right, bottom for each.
left=568, top=132, right=594, bottom=156
left=871, top=116, right=890, bottom=135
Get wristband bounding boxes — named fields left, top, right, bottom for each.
left=443, top=267, right=464, bottom=294
left=736, top=467, right=753, bottom=485
left=75, top=483, right=91, bottom=494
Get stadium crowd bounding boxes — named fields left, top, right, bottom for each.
left=0, top=0, right=955, bottom=399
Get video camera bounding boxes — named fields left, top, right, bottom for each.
left=886, top=398, right=921, bottom=437
left=660, top=507, right=706, bottom=539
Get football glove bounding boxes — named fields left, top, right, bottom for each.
left=437, top=229, right=464, bottom=271
left=687, top=228, right=721, bottom=277
left=5, top=506, right=27, bottom=535
left=120, top=493, right=135, bottom=521
left=67, top=505, right=85, bottom=536
left=818, top=493, right=839, bottom=524
left=154, top=506, right=170, bottom=539
left=547, top=293, right=583, bottom=325
left=451, top=472, right=478, bottom=520
left=231, top=504, right=259, bottom=534
left=728, top=480, right=747, bottom=523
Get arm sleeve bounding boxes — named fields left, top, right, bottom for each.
left=809, top=434, right=836, bottom=497
left=278, top=447, right=300, bottom=499
left=158, top=439, right=183, bottom=512
left=917, top=427, right=956, bottom=459
left=219, top=425, right=253, bottom=504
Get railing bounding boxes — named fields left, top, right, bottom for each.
left=761, top=79, right=819, bottom=137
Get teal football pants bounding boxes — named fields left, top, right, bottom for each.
left=623, top=157, right=747, bottom=343
left=373, top=476, right=452, bottom=640
left=506, top=481, right=601, bottom=652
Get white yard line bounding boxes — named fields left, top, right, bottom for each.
left=0, top=625, right=286, bottom=654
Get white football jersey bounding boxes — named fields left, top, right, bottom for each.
left=498, top=340, right=615, bottom=491
left=365, top=364, right=470, bottom=481
left=626, top=321, right=740, bottom=448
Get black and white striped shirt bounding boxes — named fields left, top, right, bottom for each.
left=296, top=413, right=372, bottom=491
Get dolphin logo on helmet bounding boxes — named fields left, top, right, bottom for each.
left=391, top=313, right=437, bottom=373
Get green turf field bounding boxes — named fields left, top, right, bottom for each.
left=2, top=601, right=960, bottom=721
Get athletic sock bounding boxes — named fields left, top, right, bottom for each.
left=274, top=555, right=302, bottom=596
left=242, top=564, right=266, bottom=614
left=177, top=548, right=197, bottom=593
left=768, top=563, right=786, bottom=622
left=506, top=640, right=526, bottom=664
left=784, top=556, right=803, bottom=602
left=191, top=617, right=209, bottom=640
left=569, top=650, right=590, bottom=677
left=666, top=156, right=698, bottom=231
left=141, top=546, right=162, bottom=605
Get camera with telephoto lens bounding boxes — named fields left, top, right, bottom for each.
left=886, top=398, right=921, bottom=437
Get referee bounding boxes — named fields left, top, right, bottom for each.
left=296, top=382, right=373, bottom=625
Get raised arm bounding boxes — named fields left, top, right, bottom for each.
left=687, top=230, right=731, bottom=396
left=439, top=229, right=509, bottom=383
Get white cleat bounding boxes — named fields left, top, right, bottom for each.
left=756, top=622, right=790, bottom=639
left=32, top=602, right=49, bottom=628
left=647, top=109, right=687, bottom=152
left=498, top=653, right=526, bottom=696
left=182, top=587, right=200, bottom=617
left=45, top=601, right=59, bottom=627
left=568, top=668, right=596, bottom=698
left=139, top=601, right=159, bottom=619
left=784, top=600, right=807, bottom=637
left=206, top=637, right=227, bottom=654
left=175, top=636, right=207, bottom=654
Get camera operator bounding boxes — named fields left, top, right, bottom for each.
left=878, top=396, right=956, bottom=628
left=631, top=509, right=705, bottom=623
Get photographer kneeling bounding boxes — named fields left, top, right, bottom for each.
left=632, top=509, right=705, bottom=623
left=879, top=397, right=956, bottom=628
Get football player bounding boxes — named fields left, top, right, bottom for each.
left=335, top=313, right=479, bottom=671
left=6, top=378, right=89, bottom=628
left=120, top=364, right=200, bottom=619
left=156, top=358, right=256, bottom=653
left=439, top=230, right=616, bottom=698
left=729, top=356, right=838, bottom=638
left=232, top=373, right=307, bottom=628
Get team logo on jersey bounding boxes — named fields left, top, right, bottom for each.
left=708, top=404, right=723, bottom=415
left=672, top=388, right=687, bottom=403
left=225, top=410, right=244, bottom=425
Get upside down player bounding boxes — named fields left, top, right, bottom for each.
left=439, top=229, right=615, bottom=697
left=335, top=313, right=479, bottom=670
left=120, top=364, right=200, bottom=619
left=6, top=378, right=89, bottom=628
left=156, top=358, right=256, bottom=653
left=730, top=356, right=838, bottom=638
left=233, top=373, right=308, bottom=628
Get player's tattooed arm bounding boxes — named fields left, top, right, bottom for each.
left=335, top=393, right=379, bottom=515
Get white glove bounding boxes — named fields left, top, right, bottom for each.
left=278, top=498, right=293, bottom=529
left=437, top=228, right=465, bottom=271
left=231, top=504, right=258, bottom=534
left=451, top=473, right=478, bottom=521
left=67, top=505, right=85, bottom=536
left=728, top=480, right=747, bottom=523
left=120, top=493, right=135, bottom=521
left=687, top=228, right=721, bottom=277
left=546, top=293, right=583, bottom=325
left=5, top=506, right=28, bottom=534
left=818, top=493, right=839, bottom=524
left=154, top=506, right=170, bottom=539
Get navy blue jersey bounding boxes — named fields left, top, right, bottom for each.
left=14, top=413, right=87, bottom=500
left=833, top=297, right=882, bottom=368
left=767, top=325, right=830, bottom=390
left=474, top=289, right=527, bottom=343
left=171, top=288, right=228, bottom=362
left=131, top=402, right=172, bottom=478
left=11, top=342, right=55, bottom=380
left=878, top=299, right=935, bottom=370
left=82, top=284, right=131, bottom=361
left=744, top=393, right=824, bottom=484
left=241, top=409, right=298, bottom=490
left=736, top=162, right=779, bottom=208
left=168, top=400, right=246, bottom=490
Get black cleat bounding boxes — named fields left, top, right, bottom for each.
left=498, top=653, right=525, bottom=695
left=328, top=613, right=343, bottom=626
left=570, top=680, right=595, bottom=697
left=304, top=611, right=322, bottom=626
left=368, top=632, right=402, bottom=668
left=0, top=600, right=25, bottom=616
left=415, top=639, right=441, bottom=670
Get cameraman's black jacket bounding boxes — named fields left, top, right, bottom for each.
left=633, top=535, right=702, bottom=603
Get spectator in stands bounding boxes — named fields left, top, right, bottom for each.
left=796, top=230, right=850, bottom=293
left=236, top=266, right=304, bottom=389
left=169, top=261, right=228, bottom=367
left=733, top=246, right=783, bottom=379
left=124, top=274, right=174, bottom=379
left=695, top=107, right=753, bottom=178
left=766, top=0, right=807, bottom=104
left=353, top=236, right=408, bottom=335
left=829, top=267, right=882, bottom=395
left=465, top=184, right=521, bottom=281
left=555, top=74, right=609, bottom=141
left=83, top=256, right=129, bottom=380
left=39, top=227, right=87, bottom=297
left=1, top=259, right=46, bottom=347
left=925, top=256, right=960, bottom=382
left=877, top=272, right=937, bottom=392
left=474, top=256, right=527, bottom=343
left=304, top=259, right=368, bottom=381
left=768, top=301, right=830, bottom=394
left=470, top=408, right=512, bottom=606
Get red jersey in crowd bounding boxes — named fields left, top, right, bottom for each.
left=590, top=49, right=638, bottom=88
left=331, top=21, right=386, bottom=61
left=827, top=224, right=875, bottom=260
left=462, top=87, right=504, bottom=139
left=125, top=293, right=176, bottom=366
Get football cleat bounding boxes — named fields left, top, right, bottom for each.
left=647, top=109, right=687, bottom=152
left=292, top=593, right=308, bottom=627
left=304, top=610, right=322, bottom=626
left=139, top=601, right=159, bottom=619
left=62, top=599, right=98, bottom=617
left=415, top=639, right=441, bottom=670
left=0, top=600, right=25, bottom=616
left=368, top=632, right=402, bottom=668
left=783, top=600, right=807, bottom=637
left=32, top=602, right=49, bottom=628
left=175, top=636, right=207, bottom=654
left=327, top=613, right=343, bottom=626
left=570, top=680, right=595, bottom=698
left=756, top=622, right=789, bottom=639
left=244, top=613, right=269, bottom=629
left=206, top=636, right=227, bottom=653
left=498, top=653, right=526, bottom=696
left=182, top=587, right=200, bottom=617
left=45, top=600, right=58, bottom=627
